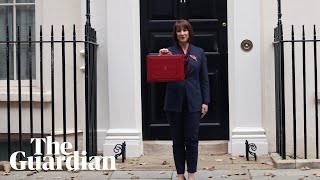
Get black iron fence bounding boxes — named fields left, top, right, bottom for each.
left=0, top=22, right=98, bottom=161
left=274, top=22, right=320, bottom=159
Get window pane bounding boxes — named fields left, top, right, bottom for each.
left=0, top=6, right=13, bottom=79
left=18, top=44, right=35, bottom=80
left=0, top=44, right=14, bottom=80
left=16, top=0, right=34, bottom=3
left=16, top=5, right=35, bottom=79
left=0, top=6, right=13, bottom=41
left=16, top=6, right=35, bottom=41
left=0, top=0, right=13, bottom=3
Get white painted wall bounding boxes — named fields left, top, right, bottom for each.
left=262, top=0, right=320, bottom=158
left=102, top=0, right=143, bottom=157
left=228, top=0, right=268, bottom=156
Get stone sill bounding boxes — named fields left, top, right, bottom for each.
left=0, top=87, right=51, bottom=102
left=271, top=153, right=320, bottom=169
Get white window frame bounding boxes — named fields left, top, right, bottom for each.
left=0, top=0, right=36, bottom=87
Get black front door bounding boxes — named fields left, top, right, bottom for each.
left=141, top=0, right=229, bottom=140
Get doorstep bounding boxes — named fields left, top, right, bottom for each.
left=143, top=140, right=229, bottom=156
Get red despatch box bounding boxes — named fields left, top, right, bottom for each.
left=147, top=55, right=185, bottom=82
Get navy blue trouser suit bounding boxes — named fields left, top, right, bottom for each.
left=166, top=93, right=201, bottom=174
left=164, top=44, right=210, bottom=174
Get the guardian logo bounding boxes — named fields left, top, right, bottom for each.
left=9, top=137, right=116, bottom=171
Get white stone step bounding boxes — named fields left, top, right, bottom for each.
left=143, top=140, right=228, bottom=156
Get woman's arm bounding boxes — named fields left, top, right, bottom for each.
left=200, top=49, right=210, bottom=118
left=200, top=49, right=210, bottom=105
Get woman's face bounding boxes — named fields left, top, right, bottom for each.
left=176, top=28, right=189, bottom=43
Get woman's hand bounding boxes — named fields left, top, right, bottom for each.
left=159, top=48, right=172, bottom=56
left=201, top=104, right=208, bottom=119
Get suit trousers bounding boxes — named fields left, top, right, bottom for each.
left=166, top=96, right=201, bottom=174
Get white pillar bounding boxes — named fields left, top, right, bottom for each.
left=89, top=0, right=110, bottom=153
left=228, top=0, right=268, bottom=155
left=103, top=0, right=143, bottom=157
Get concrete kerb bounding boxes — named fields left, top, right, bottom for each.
left=271, top=153, right=320, bottom=169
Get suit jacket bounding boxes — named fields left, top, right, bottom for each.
left=164, top=43, right=210, bottom=112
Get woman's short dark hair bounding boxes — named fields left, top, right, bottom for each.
left=172, top=19, right=194, bottom=43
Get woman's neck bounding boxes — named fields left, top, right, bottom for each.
left=179, top=42, right=189, bottom=54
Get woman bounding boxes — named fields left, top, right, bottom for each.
left=159, top=19, right=210, bottom=180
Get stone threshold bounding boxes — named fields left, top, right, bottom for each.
left=271, top=153, right=320, bottom=169
left=143, top=140, right=229, bottom=156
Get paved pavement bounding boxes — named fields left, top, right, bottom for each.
left=2, top=169, right=320, bottom=180
left=1, top=154, right=320, bottom=179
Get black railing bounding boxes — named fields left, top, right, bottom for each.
left=0, top=23, right=98, bottom=161
left=85, top=21, right=98, bottom=160
left=274, top=23, right=320, bottom=159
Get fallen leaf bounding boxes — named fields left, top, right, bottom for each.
left=264, top=172, right=274, bottom=176
left=139, top=162, right=147, bottom=165
left=241, top=172, right=247, bottom=175
left=227, top=173, right=233, bottom=176
left=261, top=161, right=266, bottom=164
left=230, top=157, right=236, bottom=160
left=3, top=164, right=11, bottom=173
left=203, top=167, right=209, bottom=170
left=119, top=166, right=125, bottom=169
left=234, top=172, right=239, bottom=175
left=128, top=172, right=134, bottom=175
left=162, top=161, right=169, bottom=165
left=27, top=172, right=35, bottom=176
left=37, top=176, right=44, bottom=179
left=221, top=175, right=228, bottom=178
left=314, top=172, right=320, bottom=177
left=215, top=159, right=223, bottom=162
left=2, top=172, right=10, bottom=176
left=239, top=155, right=245, bottom=157
left=208, top=166, right=215, bottom=171
left=103, top=172, right=109, bottom=175
left=128, top=161, right=134, bottom=164
left=241, top=165, right=247, bottom=168
left=208, top=176, right=213, bottom=178
left=159, top=172, right=166, bottom=174
left=53, top=177, right=61, bottom=179
left=305, top=167, right=310, bottom=170
left=131, top=176, right=140, bottom=179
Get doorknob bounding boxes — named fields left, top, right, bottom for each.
left=222, top=22, right=227, bottom=27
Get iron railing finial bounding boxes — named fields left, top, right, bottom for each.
left=86, top=0, right=91, bottom=25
